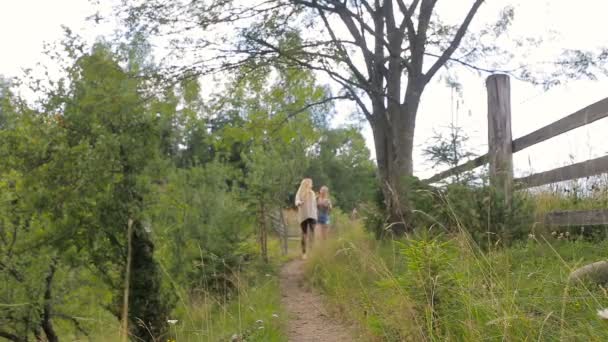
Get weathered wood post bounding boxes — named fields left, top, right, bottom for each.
left=486, top=74, right=514, bottom=205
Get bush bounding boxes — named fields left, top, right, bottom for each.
left=430, top=184, right=535, bottom=248
left=361, top=178, right=536, bottom=248
left=147, top=163, right=254, bottom=296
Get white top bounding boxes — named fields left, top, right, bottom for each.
left=295, top=189, right=317, bottom=223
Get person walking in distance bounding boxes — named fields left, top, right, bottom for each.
left=295, top=178, right=317, bottom=260
left=317, top=186, right=332, bottom=241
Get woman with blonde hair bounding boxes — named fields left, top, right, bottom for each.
left=316, top=186, right=332, bottom=240
left=295, top=178, right=317, bottom=259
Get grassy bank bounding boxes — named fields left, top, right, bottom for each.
left=83, top=249, right=288, bottom=341
left=167, top=264, right=287, bottom=342
left=306, top=221, right=608, bottom=341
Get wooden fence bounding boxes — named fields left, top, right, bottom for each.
left=424, top=74, right=608, bottom=227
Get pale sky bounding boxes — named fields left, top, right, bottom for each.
left=1, top=0, right=607, bottom=181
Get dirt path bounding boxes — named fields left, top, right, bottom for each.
left=279, top=259, right=355, bottom=342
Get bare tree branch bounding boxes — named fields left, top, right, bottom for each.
left=424, top=0, right=485, bottom=83
left=411, top=0, right=438, bottom=74
left=316, top=6, right=371, bottom=87
left=397, top=0, right=419, bottom=57
left=55, top=313, right=90, bottom=337
left=0, top=330, right=25, bottom=342
left=270, top=94, right=352, bottom=135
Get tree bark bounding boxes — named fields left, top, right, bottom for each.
left=371, top=91, right=422, bottom=235
left=41, top=258, right=59, bottom=342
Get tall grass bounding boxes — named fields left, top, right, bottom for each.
left=307, top=211, right=608, bottom=340
left=78, top=240, right=288, bottom=342
left=155, top=239, right=289, bottom=341
left=167, top=265, right=287, bottom=342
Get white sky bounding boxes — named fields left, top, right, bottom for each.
left=1, top=0, right=608, bottom=180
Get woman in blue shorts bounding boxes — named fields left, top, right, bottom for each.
left=316, top=186, right=332, bottom=241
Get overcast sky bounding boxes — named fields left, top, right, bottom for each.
left=1, top=0, right=608, bottom=180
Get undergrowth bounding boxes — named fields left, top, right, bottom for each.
left=85, top=240, right=288, bottom=342
left=307, top=222, right=608, bottom=341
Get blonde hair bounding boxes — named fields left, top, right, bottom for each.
left=319, top=185, right=329, bottom=199
left=296, top=178, right=313, bottom=200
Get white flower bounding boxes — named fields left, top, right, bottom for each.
left=256, top=319, right=264, bottom=325
left=551, top=231, right=557, bottom=236
left=598, top=309, right=608, bottom=320
left=167, top=319, right=178, bottom=325
left=258, top=326, right=264, bottom=330
left=528, top=233, right=535, bottom=239
left=272, top=313, right=279, bottom=318
left=231, top=334, right=240, bottom=342
left=265, top=273, right=271, bottom=277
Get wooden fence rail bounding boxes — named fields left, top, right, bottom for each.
left=423, top=74, right=608, bottom=226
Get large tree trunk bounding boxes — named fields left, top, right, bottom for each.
left=371, top=88, right=422, bottom=236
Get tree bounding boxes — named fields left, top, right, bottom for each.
left=0, top=76, right=12, bottom=129
left=422, top=124, right=477, bottom=184
left=306, top=127, right=377, bottom=211
left=117, top=0, right=608, bottom=233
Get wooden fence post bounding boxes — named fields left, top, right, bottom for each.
left=486, top=74, right=514, bottom=204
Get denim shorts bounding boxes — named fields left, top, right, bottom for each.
left=318, top=213, right=330, bottom=225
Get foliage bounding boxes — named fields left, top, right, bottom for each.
left=152, top=261, right=287, bottom=342
left=305, top=127, right=378, bottom=211
left=148, top=163, right=253, bottom=295
left=308, top=223, right=608, bottom=341
left=422, top=124, right=478, bottom=185
left=0, top=11, right=381, bottom=341
left=114, top=0, right=608, bottom=233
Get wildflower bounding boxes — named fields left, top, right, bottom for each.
left=265, top=273, right=271, bottom=277
left=231, top=334, right=240, bottom=342
left=598, top=309, right=608, bottom=320
left=256, top=319, right=264, bottom=325
left=551, top=231, right=557, bottom=237
left=558, top=233, right=564, bottom=240
left=565, top=231, right=570, bottom=237
left=258, top=326, right=264, bottom=330
left=167, top=319, right=178, bottom=325
left=272, top=313, right=279, bottom=318
left=528, top=233, right=535, bottom=239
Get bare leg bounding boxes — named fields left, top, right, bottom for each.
left=320, top=224, right=329, bottom=240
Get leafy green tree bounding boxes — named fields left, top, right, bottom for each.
left=0, top=94, right=64, bottom=341
left=55, top=43, right=173, bottom=340
left=147, top=163, right=251, bottom=295
left=1, top=40, right=176, bottom=340
left=117, top=0, right=608, bottom=233
left=244, top=144, right=303, bottom=261
left=306, top=127, right=377, bottom=211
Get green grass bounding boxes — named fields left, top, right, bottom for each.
left=306, top=221, right=608, bottom=341
left=149, top=241, right=289, bottom=342
left=168, top=267, right=287, bottom=342
left=77, top=239, right=289, bottom=342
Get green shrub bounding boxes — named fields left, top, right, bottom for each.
left=147, top=163, right=254, bottom=296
